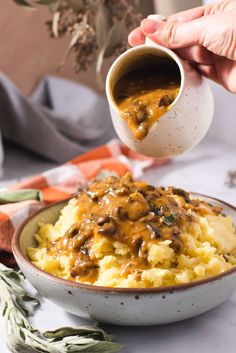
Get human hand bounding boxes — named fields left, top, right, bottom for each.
left=128, top=0, right=236, bottom=93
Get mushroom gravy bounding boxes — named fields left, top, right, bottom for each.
left=33, top=173, right=224, bottom=285
left=114, top=60, right=181, bottom=140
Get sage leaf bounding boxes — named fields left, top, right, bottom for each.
left=22, top=294, right=39, bottom=303
left=96, top=3, right=112, bottom=49
left=96, top=19, right=125, bottom=88
left=3, top=269, right=22, bottom=281
left=36, top=0, right=58, bottom=4
left=67, top=0, right=84, bottom=11
left=163, top=213, right=176, bottom=226
left=44, top=325, right=112, bottom=341
left=52, top=11, right=60, bottom=37
left=104, top=18, right=125, bottom=58
left=0, top=189, right=43, bottom=203
left=0, top=264, right=123, bottom=353
left=96, top=45, right=108, bottom=89
left=58, top=25, right=82, bottom=69
left=48, top=1, right=60, bottom=13
left=12, top=0, right=32, bottom=7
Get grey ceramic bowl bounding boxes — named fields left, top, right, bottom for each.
left=12, top=194, right=236, bottom=326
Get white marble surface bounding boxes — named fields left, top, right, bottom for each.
left=0, top=136, right=236, bottom=353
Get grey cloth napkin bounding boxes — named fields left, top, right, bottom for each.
left=0, top=72, right=116, bottom=163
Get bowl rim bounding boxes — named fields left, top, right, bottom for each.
left=12, top=193, right=236, bottom=294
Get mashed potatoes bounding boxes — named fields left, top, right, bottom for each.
left=28, top=173, right=236, bottom=288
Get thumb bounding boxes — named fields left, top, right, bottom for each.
left=141, top=18, right=205, bottom=49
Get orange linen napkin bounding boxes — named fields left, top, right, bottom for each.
left=0, top=139, right=169, bottom=265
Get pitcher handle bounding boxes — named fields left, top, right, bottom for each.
left=145, top=14, right=165, bottom=46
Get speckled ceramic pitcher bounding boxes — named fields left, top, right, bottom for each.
left=106, top=15, right=214, bottom=158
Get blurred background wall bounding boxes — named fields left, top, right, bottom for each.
left=0, top=0, right=202, bottom=96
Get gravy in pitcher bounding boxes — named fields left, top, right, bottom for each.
left=114, top=59, right=181, bottom=140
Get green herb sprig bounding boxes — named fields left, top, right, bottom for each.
left=163, top=212, right=176, bottom=226
left=0, top=189, right=43, bottom=204
left=0, top=263, right=123, bottom=353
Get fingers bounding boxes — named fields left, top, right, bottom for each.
left=194, top=63, right=218, bottom=82
left=167, top=5, right=206, bottom=23
left=166, top=0, right=230, bottom=23
left=128, top=29, right=215, bottom=66
left=129, top=17, right=213, bottom=56
left=203, top=0, right=236, bottom=15
left=175, top=46, right=214, bottom=65
left=165, top=0, right=233, bottom=23
left=207, top=56, right=236, bottom=93
left=140, top=18, right=203, bottom=48
left=129, top=0, right=236, bottom=49
left=141, top=10, right=236, bottom=60
left=192, top=61, right=230, bottom=91
left=128, top=27, right=145, bottom=47
left=128, top=4, right=211, bottom=47
left=193, top=63, right=226, bottom=89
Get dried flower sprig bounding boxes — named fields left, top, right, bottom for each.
left=13, top=0, right=142, bottom=88
left=225, top=170, right=236, bottom=188
left=0, top=263, right=123, bottom=353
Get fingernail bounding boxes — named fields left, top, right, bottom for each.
left=141, top=19, right=159, bottom=34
